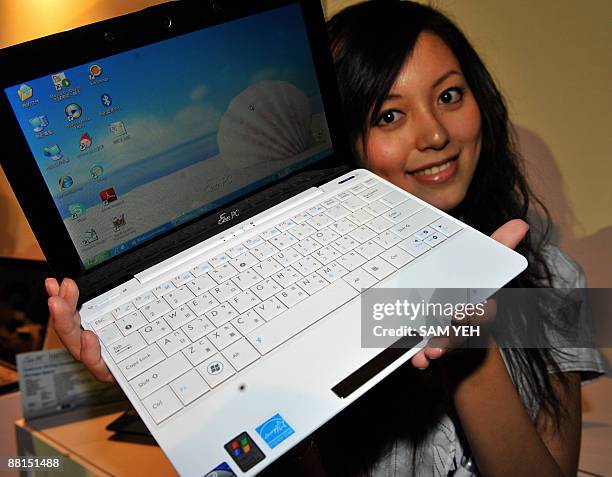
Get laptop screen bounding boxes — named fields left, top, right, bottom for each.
left=3, top=3, right=333, bottom=270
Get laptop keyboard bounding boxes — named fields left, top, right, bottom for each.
left=90, top=176, right=463, bottom=425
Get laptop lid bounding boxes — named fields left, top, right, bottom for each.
left=0, top=0, right=354, bottom=303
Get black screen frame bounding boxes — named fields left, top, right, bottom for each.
left=0, top=0, right=355, bottom=302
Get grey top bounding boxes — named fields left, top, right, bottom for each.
left=365, top=245, right=608, bottom=477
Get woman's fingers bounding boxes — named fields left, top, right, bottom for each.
left=81, top=331, right=115, bottom=383
left=47, top=278, right=83, bottom=360
left=490, top=219, right=529, bottom=250
left=411, top=350, right=430, bottom=369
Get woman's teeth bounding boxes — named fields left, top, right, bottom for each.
left=412, top=159, right=454, bottom=176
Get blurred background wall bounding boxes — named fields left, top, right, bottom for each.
left=1, top=0, right=610, bottom=286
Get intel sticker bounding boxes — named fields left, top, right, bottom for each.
left=255, top=413, right=295, bottom=449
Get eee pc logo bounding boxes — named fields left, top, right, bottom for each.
left=218, top=209, right=239, bottom=225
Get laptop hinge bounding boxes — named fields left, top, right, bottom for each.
left=134, top=187, right=322, bottom=285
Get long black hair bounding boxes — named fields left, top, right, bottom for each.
left=322, top=0, right=569, bottom=470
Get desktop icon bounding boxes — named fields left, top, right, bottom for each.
left=112, top=214, right=126, bottom=231
left=101, top=93, right=112, bottom=108
left=80, top=132, right=93, bottom=150
left=18, top=84, right=33, bottom=101
left=100, top=187, right=117, bottom=205
left=68, top=203, right=85, bottom=219
left=29, top=115, right=49, bottom=133
left=65, top=103, right=82, bottom=121
left=58, top=175, right=74, bottom=192
left=90, top=163, right=104, bottom=179
left=110, top=121, right=127, bottom=137
left=43, top=144, right=63, bottom=161
left=81, top=228, right=99, bottom=245
left=89, top=64, right=102, bottom=80
left=51, top=72, right=71, bottom=90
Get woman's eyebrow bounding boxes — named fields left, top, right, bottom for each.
left=432, top=70, right=462, bottom=89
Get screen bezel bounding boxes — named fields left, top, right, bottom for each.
left=0, top=0, right=355, bottom=302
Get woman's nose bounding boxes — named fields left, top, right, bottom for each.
left=414, top=110, right=450, bottom=151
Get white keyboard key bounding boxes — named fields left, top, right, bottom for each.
left=272, top=246, right=302, bottom=267
left=130, top=352, right=191, bottom=399
left=233, top=268, right=263, bottom=290
left=398, top=237, right=432, bottom=257
left=209, top=262, right=239, bottom=284
left=96, top=323, right=122, bottom=346
left=250, top=242, right=279, bottom=261
left=311, top=245, right=341, bottom=265
left=321, top=197, right=339, bottom=208
left=187, top=292, right=219, bottom=316
left=424, top=232, right=447, bottom=247
left=366, top=216, right=393, bottom=233
left=271, top=267, right=302, bottom=288
left=170, top=369, right=210, bottom=405
left=391, top=208, right=440, bottom=238
left=119, top=343, right=165, bottom=380
left=253, top=296, right=287, bottom=321
left=164, top=285, right=195, bottom=308
left=276, top=218, right=298, bottom=232
left=317, top=261, right=349, bottom=283
left=181, top=316, right=215, bottom=341
left=358, top=184, right=393, bottom=202
left=244, top=235, right=263, bottom=249
left=342, top=195, right=367, bottom=211
left=197, top=354, right=235, bottom=388
left=191, top=261, right=212, bottom=277
left=306, top=205, right=324, bottom=216
left=335, top=191, right=352, bottom=201
left=355, top=240, right=384, bottom=260
left=157, top=330, right=190, bottom=356
left=182, top=336, right=216, bottom=366
left=163, top=305, right=196, bottom=330
left=349, top=182, right=368, bottom=194
left=226, top=243, right=248, bottom=258
left=269, top=232, right=298, bottom=250
left=363, top=200, right=390, bottom=216
left=294, top=236, right=322, bottom=256
left=153, top=281, right=176, bottom=297
left=92, top=313, right=114, bottom=331
left=415, top=226, right=436, bottom=241
left=379, top=190, right=408, bottom=207
left=380, top=246, right=415, bottom=268
left=206, top=302, right=239, bottom=327
left=372, top=230, right=402, bottom=249
left=259, top=227, right=281, bottom=241
left=229, top=289, right=261, bottom=314
left=363, top=256, right=396, bottom=281
left=230, top=251, right=259, bottom=271
left=186, top=274, right=216, bottom=296
left=363, top=177, right=379, bottom=187
left=250, top=277, right=282, bottom=301
left=288, top=222, right=316, bottom=240
left=142, top=299, right=172, bottom=321
left=311, top=228, right=341, bottom=246
left=343, top=268, right=379, bottom=290
left=247, top=279, right=359, bottom=354
left=171, top=271, right=194, bottom=287
left=207, top=323, right=240, bottom=350
left=349, top=225, right=376, bottom=243
left=251, top=257, right=282, bottom=279
left=209, top=281, right=240, bottom=303
left=142, top=386, right=183, bottom=424
left=276, top=284, right=308, bottom=308
left=209, top=253, right=230, bottom=267
left=291, top=211, right=311, bottom=223
left=232, top=309, right=266, bottom=334
left=116, top=310, right=148, bottom=336
left=133, top=291, right=156, bottom=309
left=384, top=199, right=423, bottom=224
left=328, top=217, right=357, bottom=235
left=296, top=273, right=328, bottom=295
left=324, top=204, right=350, bottom=221
left=308, top=214, right=334, bottom=230
left=337, top=250, right=367, bottom=271
left=293, top=255, right=323, bottom=276
left=431, top=217, right=462, bottom=237
left=331, top=235, right=359, bottom=254
left=107, top=332, right=147, bottom=363
left=112, top=301, right=136, bottom=319
left=222, top=339, right=260, bottom=372
left=139, top=318, right=172, bottom=344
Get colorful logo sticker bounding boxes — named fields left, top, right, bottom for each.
left=255, top=413, right=295, bottom=449
left=80, top=133, right=93, bottom=150
left=224, top=432, right=265, bottom=472
left=203, top=461, right=236, bottom=477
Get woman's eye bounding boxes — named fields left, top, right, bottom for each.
left=438, top=87, right=464, bottom=105
left=377, top=110, right=403, bottom=126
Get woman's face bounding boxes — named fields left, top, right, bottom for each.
left=361, top=32, right=482, bottom=212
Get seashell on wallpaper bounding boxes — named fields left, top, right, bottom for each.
left=217, top=80, right=313, bottom=169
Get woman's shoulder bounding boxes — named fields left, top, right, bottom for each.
left=540, top=243, right=586, bottom=288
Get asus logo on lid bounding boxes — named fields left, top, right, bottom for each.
left=218, top=209, right=240, bottom=225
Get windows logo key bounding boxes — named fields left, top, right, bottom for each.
left=224, top=432, right=264, bottom=472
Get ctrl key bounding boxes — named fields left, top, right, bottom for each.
left=142, top=386, right=183, bottom=424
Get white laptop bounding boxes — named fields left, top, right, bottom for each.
left=0, top=1, right=527, bottom=475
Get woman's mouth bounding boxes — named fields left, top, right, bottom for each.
left=407, top=156, right=458, bottom=184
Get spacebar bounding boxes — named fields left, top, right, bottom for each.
left=246, top=279, right=359, bottom=354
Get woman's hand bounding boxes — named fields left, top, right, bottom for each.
left=410, top=218, right=530, bottom=369
left=45, top=277, right=116, bottom=383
